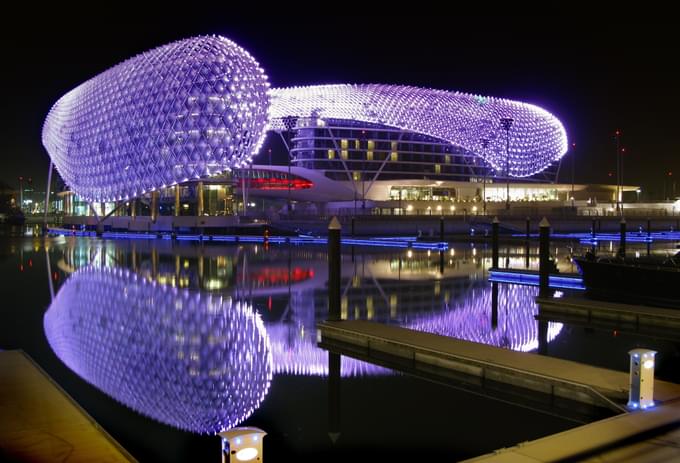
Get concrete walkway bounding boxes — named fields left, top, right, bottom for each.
left=0, top=350, right=136, bottom=462
left=464, top=399, right=680, bottom=462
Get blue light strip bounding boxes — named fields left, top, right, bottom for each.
left=489, top=270, right=585, bottom=290
left=47, top=229, right=448, bottom=251
left=515, top=231, right=674, bottom=243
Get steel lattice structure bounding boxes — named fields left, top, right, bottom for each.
left=43, top=267, right=273, bottom=434
left=42, top=35, right=568, bottom=201
left=42, top=36, right=270, bottom=202
left=270, top=85, right=567, bottom=177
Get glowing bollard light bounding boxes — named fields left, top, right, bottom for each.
left=627, top=348, right=657, bottom=410
left=219, top=427, right=267, bottom=463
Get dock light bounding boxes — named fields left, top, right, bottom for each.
left=627, top=349, right=657, bottom=410
left=219, top=427, right=266, bottom=463
left=406, top=204, right=413, bottom=212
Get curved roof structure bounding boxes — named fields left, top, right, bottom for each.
left=44, top=267, right=273, bottom=434
left=270, top=85, right=567, bottom=177
left=42, top=35, right=568, bottom=202
left=42, top=36, right=270, bottom=202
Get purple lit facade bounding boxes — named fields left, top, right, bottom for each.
left=43, top=267, right=272, bottom=434
left=270, top=85, right=567, bottom=177
left=42, top=36, right=270, bottom=202
left=42, top=36, right=567, bottom=202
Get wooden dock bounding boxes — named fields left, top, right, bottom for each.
left=537, top=296, right=680, bottom=342
left=0, top=350, right=136, bottom=462
left=317, top=320, right=680, bottom=413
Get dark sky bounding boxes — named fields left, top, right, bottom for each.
left=4, top=14, right=679, bottom=198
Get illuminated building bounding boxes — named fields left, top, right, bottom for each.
left=42, top=35, right=574, bottom=218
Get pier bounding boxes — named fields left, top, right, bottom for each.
left=0, top=350, right=135, bottom=462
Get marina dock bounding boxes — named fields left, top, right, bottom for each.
left=0, top=350, right=135, bottom=462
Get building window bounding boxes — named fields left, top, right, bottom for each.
left=354, top=139, right=360, bottom=150
left=341, top=150, right=348, bottom=160
left=391, top=141, right=398, bottom=151
left=445, top=154, right=451, bottom=164
left=341, top=139, right=348, bottom=149
left=353, top=171, right=361, bottom=181
left=435, top=164, right=441, bottom=174
left=327, top=149, right=335, bottom=159
left=367, top=151, right=373, bottom=161
left=367, top=140, right=375, bottom=150
left=390, top=152, right=398, bottom=161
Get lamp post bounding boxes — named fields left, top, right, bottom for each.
left=500, top=118, right=514, bottom=211
left=18, top=176, right=24, bottom=212
left=615, top=129, right=621, bottom=213
left=636, top=188, right=641, bottom=202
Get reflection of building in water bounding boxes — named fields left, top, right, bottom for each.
left=406, top=285, right=562, bottom=352
left=53, top=241, right=562, bottom=381
left=43, top=267, right=272, bottom=434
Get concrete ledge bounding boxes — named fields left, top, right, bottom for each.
left=464, top=400, right=680, bottom=462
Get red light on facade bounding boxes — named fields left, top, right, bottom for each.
left=243, top=177, right=313, bottom=190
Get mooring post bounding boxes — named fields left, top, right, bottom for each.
left=328, top=351, right=341, bottom=444
left=591, top=218, right=596, bottom=239
left=539, top=217, right=551, bottom=298
left=491, top=281, right=498, bottom=329
left=328, top=217, right=341, bottom=321
left=525, top=216, right=531, bottom=240
left=619, top=217, right=627, bottom=258
left=492, top=216, right=499, bottom=269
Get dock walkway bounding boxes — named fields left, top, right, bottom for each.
left=0, top=350, right=135, bottom=462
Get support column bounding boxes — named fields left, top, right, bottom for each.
left=151, top=191, right=159, bottom=222
left=197, top=182, right=204, bottom=217
left=174, top=185, right=180, bottom=217
left=43, top=161, right=53, bottom=233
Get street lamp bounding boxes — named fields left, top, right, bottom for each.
left=499, top=118, right=514, bottom=210
left=18, top=176, right=24, bottom=212
left=614, top=129, right=621, bottom=213
left=636, top=188, right=641, bottom=202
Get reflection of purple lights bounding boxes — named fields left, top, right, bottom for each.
left=44, top=267, right=272, bottom=434
left=266, top=323, right=389, bottom=377
left=406, top=284, right=562, bottom=352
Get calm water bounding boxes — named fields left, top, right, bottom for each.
left=2, top=225, right=680, bottom=461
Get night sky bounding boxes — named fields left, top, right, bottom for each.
left=4, top=14, right=679, bottom=198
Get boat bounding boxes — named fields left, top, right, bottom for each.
left=572, top=252, right=680, bottom=309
